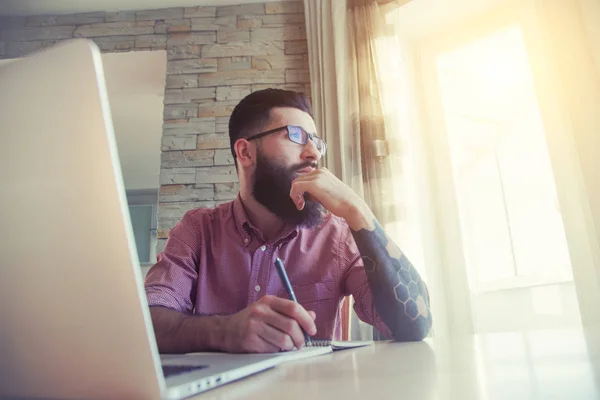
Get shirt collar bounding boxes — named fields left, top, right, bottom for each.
left=232, top=194, right=299, bottom=246
left=232, top=194, right=252, bottom=245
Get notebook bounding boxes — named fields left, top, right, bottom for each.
left=306, top=340, right=374, bottom=350
left=275, top=340, right=374, bottom=363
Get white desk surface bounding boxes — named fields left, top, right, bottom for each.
left=194, top=327, right=600, bottom=400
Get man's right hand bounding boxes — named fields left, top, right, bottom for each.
left=218, top=295, right=317, bottom=353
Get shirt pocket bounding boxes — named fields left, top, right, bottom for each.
left=278, top=281, right=336, bottom=305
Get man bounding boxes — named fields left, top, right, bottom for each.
left=145, top=89, right=432, bottom=354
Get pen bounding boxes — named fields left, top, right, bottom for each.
left=274, top=257, right=312, bottom=344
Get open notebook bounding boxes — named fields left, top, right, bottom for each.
left=306, top=340, right=374, bottom=350
left=275, top=340, right=374, bottom=363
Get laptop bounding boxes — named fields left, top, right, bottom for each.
left=0, top=39, right=283, bottom=400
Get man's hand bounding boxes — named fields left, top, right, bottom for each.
left=289, top=167, right=375, bottom=231
left=219, top=295, right=317, bottom=353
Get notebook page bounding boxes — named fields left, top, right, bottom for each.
left=305, top=340, right=374, bottom=350
left=274, top=345, right=333, bottom=362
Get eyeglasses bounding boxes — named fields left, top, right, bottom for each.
left=245, top=125, right=327, bottom=156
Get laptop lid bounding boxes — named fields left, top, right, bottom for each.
left=0, top=39, right=165, bottom=399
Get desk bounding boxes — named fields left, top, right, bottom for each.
left=195, top=327, right=600, bottom=400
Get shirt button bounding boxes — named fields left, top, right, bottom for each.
left=260, top=245, right=266, bottom=251
left=244, top=238, right=249, bottom=244
left=255, top=285, right=261, bottom=292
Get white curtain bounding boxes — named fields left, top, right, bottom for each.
left=304, top=0, right=421, bottom=340
left=305, top=0, right=600, bottom=339
left=303, top=0, right=364, bottom=197
left=532, top=0, right=600, bottom=325
left=304, top=0, right=372, bottom=341
left=400, top=0, right=600, bottom=334
left=388, top=0, right=600, bottom=335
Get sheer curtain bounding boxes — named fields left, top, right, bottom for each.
left=386, top=0, right=600, bottom=335
left=304, top=0, right=418, bottom=340
left=532, top=0, right=600, bottom=326
left=394, top=0, right=600, bottom=334
left=303, top=0, right=364, bottom=197
left=305, top=0, right=600, bottom=340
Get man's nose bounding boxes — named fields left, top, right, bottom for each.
left=301, top=137, right=322, bottom=161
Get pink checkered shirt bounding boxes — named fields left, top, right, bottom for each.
left=144, top=195, right=391, bottom=340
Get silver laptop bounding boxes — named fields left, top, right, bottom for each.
left=0, top=39, right=282, bottom=400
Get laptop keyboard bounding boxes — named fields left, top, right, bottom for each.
left=162, top=364, right=209, bottom=378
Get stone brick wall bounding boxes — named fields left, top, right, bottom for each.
left=0, top=1, right=311, bottom=252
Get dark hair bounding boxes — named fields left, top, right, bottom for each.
left=228, top=88, right=313, bottom=162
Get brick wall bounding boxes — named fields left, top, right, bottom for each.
left=0, top=1, right=311, bottom=252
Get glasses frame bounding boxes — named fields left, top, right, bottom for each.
left=245, top=125, right=327, bottom=156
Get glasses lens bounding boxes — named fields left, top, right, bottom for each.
left=316, top=139, right=327, bottom=155
left=287, top=126, right=305, bottom=144
left=288, top=126, right=327, bottom=155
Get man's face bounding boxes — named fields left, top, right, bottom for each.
left=250, top=107, right=325, bottom=227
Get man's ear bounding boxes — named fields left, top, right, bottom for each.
left=234, top=138, right=255, bottom=168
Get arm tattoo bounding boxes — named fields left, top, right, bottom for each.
left=351, top=219, right=432, bottom=341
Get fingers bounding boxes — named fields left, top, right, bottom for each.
left=257, top=318, right=299, bottom=351
left=253, top=337, right=281, bottom=353
left=244, top=325, right=281, bottom=353
left=294, top=167, right=330, bottom=180
left=245, top=297, right=317, bottom=352
left=289, top=180, right=317, bottom=210
left=289, top=168, right=335, bottom=210
left=259, top=341, right=282, bottom=353
left=241, top=306, right=293, bottom=353
left=260, top=308, right=306, bottom=349
left=267, top=296, right=317, bottom=336
left=234, top=318, right=281, bottom=353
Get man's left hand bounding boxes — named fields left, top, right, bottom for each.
left=289, top=168, right=374, bottom=230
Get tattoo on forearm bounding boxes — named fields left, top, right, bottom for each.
left=351, top=219, right=432, bottom=341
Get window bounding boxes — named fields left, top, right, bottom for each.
left=126, top=190, right=158, bottom=265
left=435, top=25, right=573, bottom=293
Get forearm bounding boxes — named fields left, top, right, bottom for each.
left=149, top=306, right=226, bottom=353
left=348, top=211, right=432, bottom=341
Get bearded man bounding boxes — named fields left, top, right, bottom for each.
left=145, top=89, right=432, bottom=353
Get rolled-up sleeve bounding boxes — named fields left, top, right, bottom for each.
left=144, top=211, right=200, bottom=313
left=339, top=226, right=394, bottom=339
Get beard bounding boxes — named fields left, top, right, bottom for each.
left=252, top=151, right=324, bottom=228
